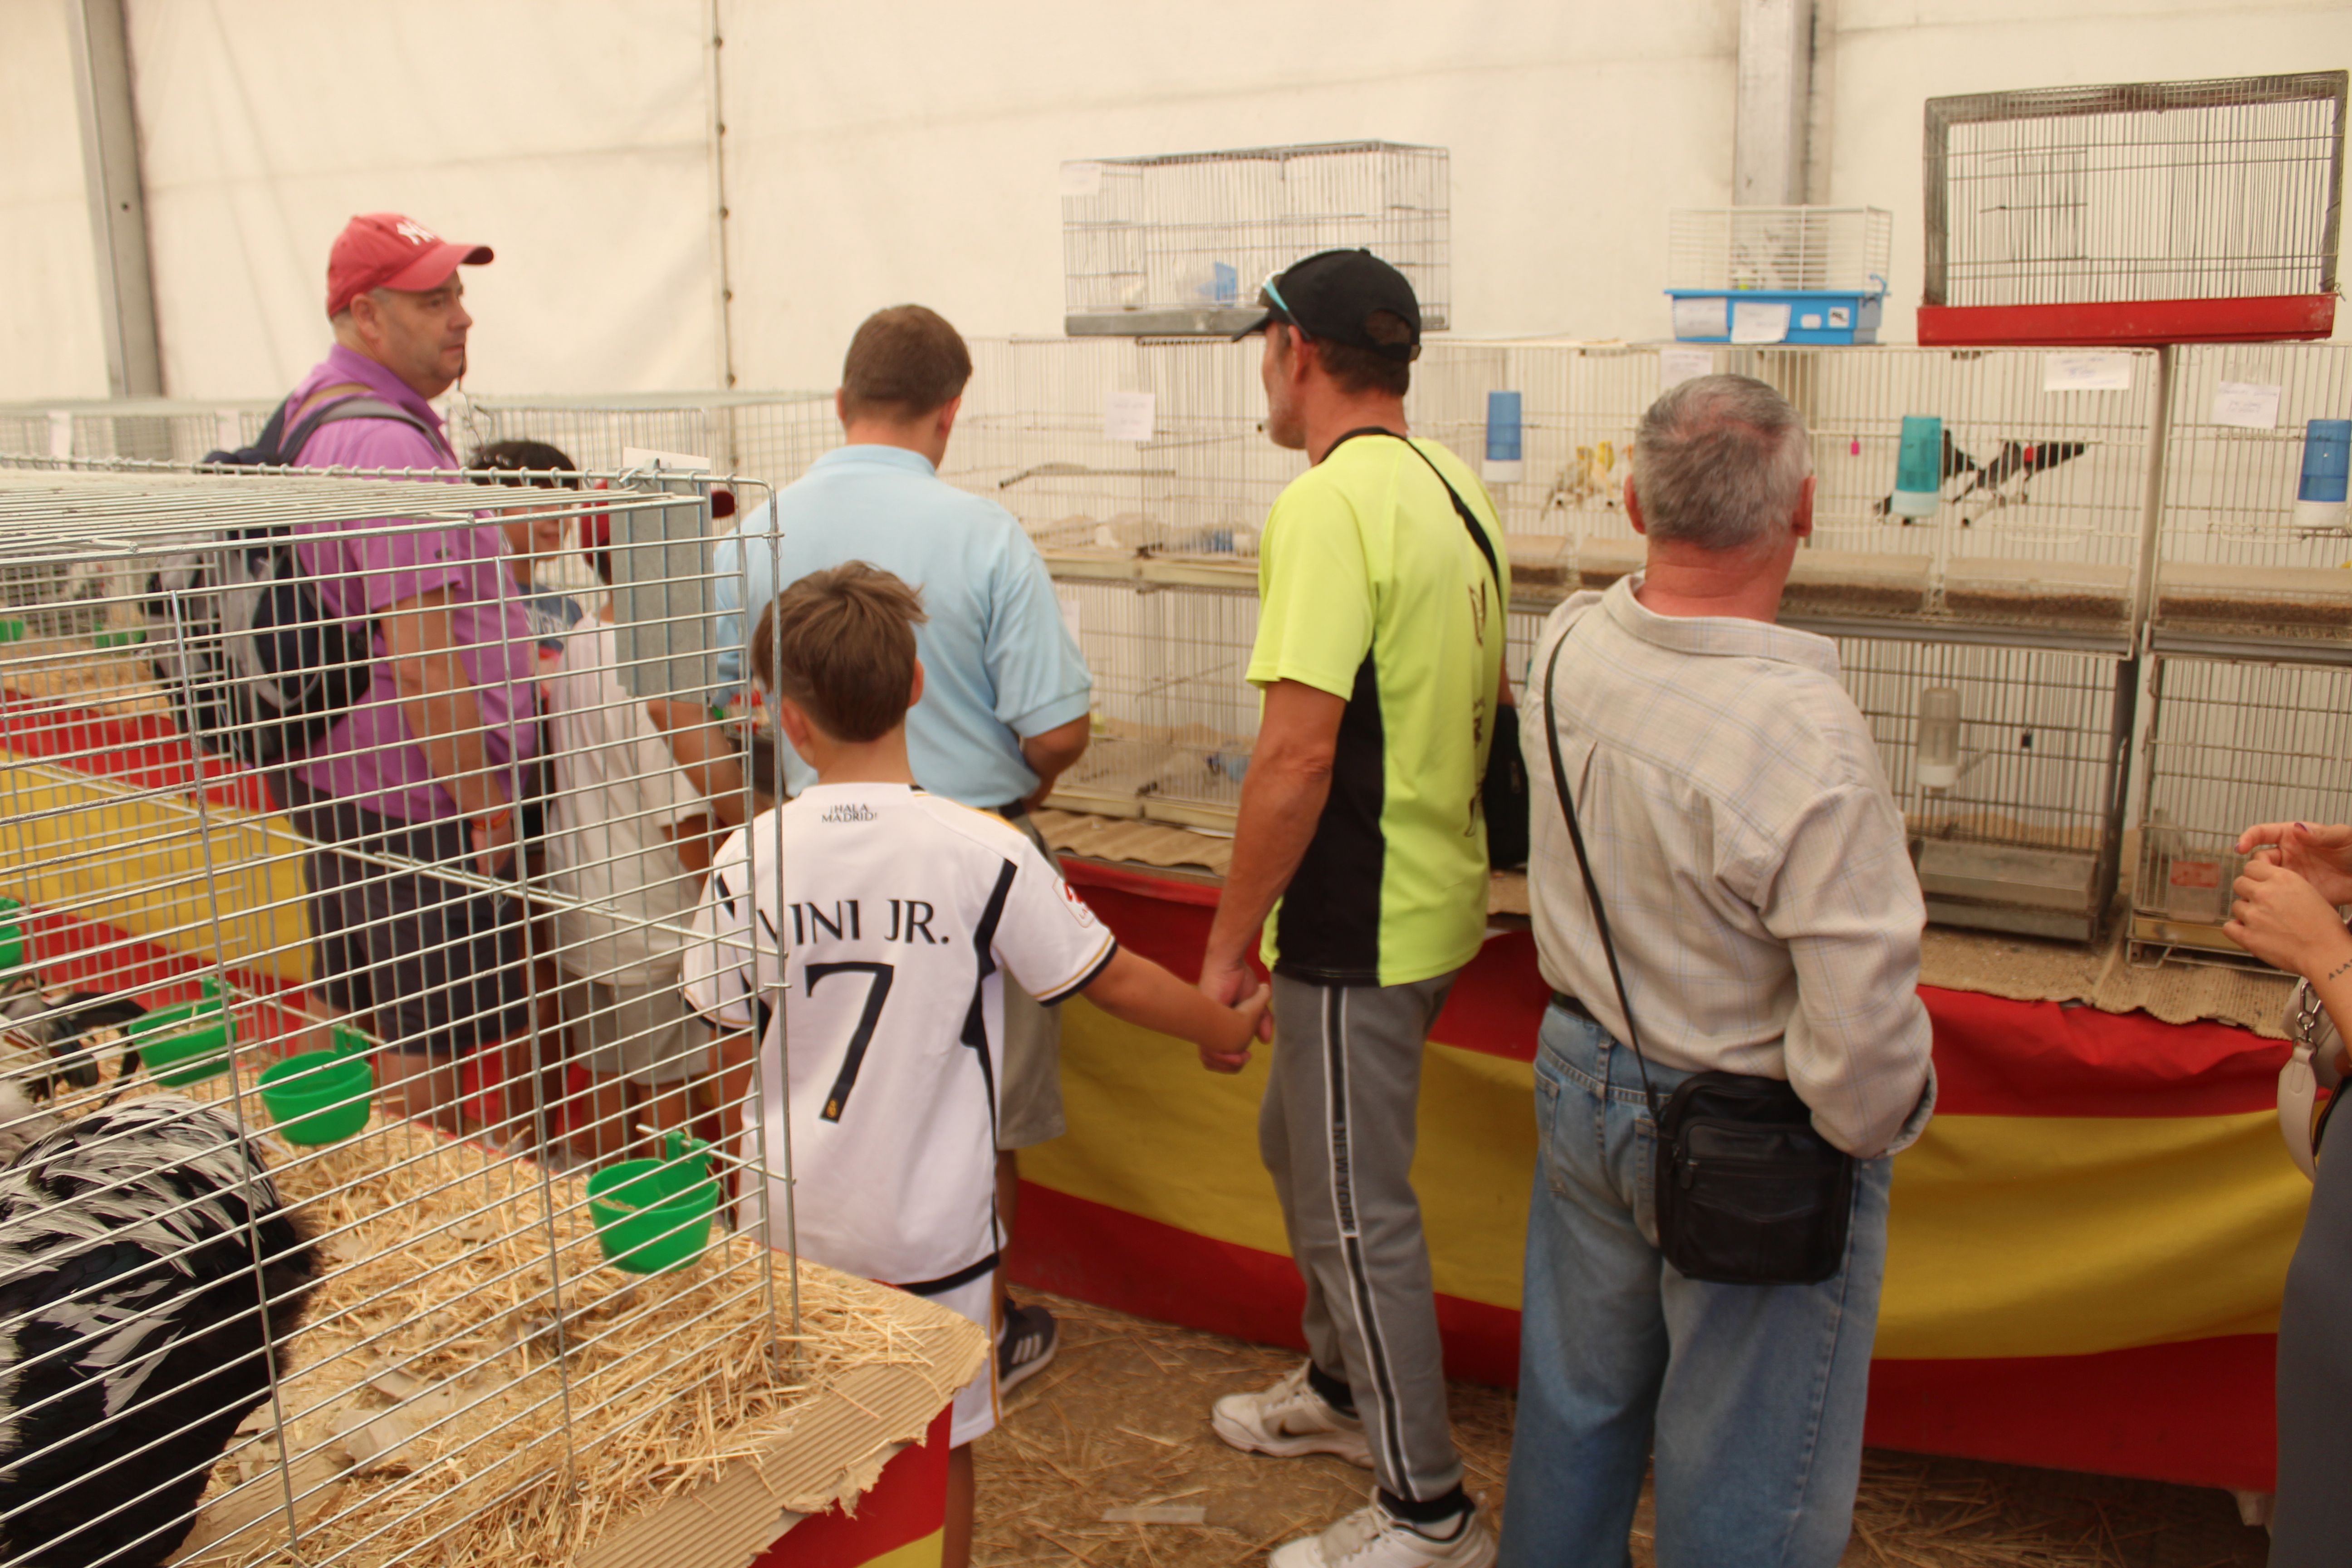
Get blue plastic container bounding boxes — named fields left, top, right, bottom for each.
left=1666, top=288, right=1884, bottom=346
left=2297, top=418, right=2352, bottom=529
left=1485, top=391, right=1524, bottom=484
left=1889, top=416, right=1945, bottom=520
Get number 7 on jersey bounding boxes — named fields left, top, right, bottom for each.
left=808, top=961, right=898, bottom=1122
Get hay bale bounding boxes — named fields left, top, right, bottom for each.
left=161, top=1085, right=980, bottom=1568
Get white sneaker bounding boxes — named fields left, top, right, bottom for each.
left=1269, top=1498, right=1495, bottom=1568
left=1211, top=1364, right=1373, bottom=1467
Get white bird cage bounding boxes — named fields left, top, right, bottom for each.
left=0, top=461, right=988, bottom=1566
left=1060, top=141, right=1450, bottom=338
left=1000, top=337, right=2152, bottom=936
left=2153, top=343, right=2352, bottom=657
left=1840, top=637, right=2134, bottom=941
left=451, top=390, right=840, bottom=495
left=2130, top=653, right=2352, bottom=966
left=1665, top=208, right=1892, bottom=345
left=0, top=400, right=279, bottom=465
left=1921, top=72, right=2349, bottom=345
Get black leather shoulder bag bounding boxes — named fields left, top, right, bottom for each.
left=1539, top=625, right=1854, bottom=1286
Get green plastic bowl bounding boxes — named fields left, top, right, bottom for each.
left=587, top=1151, right=719, bottom=1274
left=0, top=924, right=24, bottom=977
left=131, top=995, right=236, bottom=1086
left=259, top=1050, right=375, bottom=1145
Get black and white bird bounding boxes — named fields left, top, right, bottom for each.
left=0, top=1097, right=318, bottom=1568
left=0, top=982, right=150, bottom=1103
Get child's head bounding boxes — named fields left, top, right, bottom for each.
left=471, top=440, right=579, bottom=562
left=750, top=563, right=927, bottom=744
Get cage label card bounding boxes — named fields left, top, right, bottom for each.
left=1103, top=391, right=1156, bottom=443
left=1658, top=348, right=1713, bottom=390
left=2042, top=353, right=2133, bottom=393
left=1060, top=161, right=1105, bottom=198
left=1671, top=297, right=1729, bottom=338
left=2212, top=382, right=2283, bottom=431
left=1730, top=301, right=1792, bottom=344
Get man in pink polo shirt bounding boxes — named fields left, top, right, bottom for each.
left=276, top=213, right=543, bottom=1140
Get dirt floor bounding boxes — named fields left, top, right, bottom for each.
left=971, top=1292, right=2271, bottom=1568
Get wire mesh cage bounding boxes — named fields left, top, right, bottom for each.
left=1840, top=635, right=2134, bottom=941
left=1411, top=342, right=2162, bottom=648
left=1060, top=141, right=1450, bottom=337
left=1920, top=72, right=2349, bottom=345
left=0, top=401, right=279, bottom=466
left=2154, top=342, right=2352, bottom=656
left=2131, top=652, right=2352, bottom=965
left=451, top=390, right=840, bottom=495
left=1664, top=208, right=1892, bottom=346
left=0, top=460, right=986, bottom=1566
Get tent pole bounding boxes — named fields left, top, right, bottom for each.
left=66, top=0, right=163, bottom=399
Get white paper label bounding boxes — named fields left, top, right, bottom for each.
left=1658, top=348, right=1714, bottom=391
left=1103, top=390, right=1156, bottom=442
left=2212, top=381, right=2284, bottom=430
left=215, top=409, right=243, bottom=454
left=1730, top=301, right=1793, bottom=344
left=1059, top=161, right=1104, bottom=198
left=620, top=445, right=711, bottom=472
left=1058, top=593, right=1083, bottom=643
left=2043, top=353, right=2134, bottom=392
left=47, top=411, right=71, bottom=460
left=1671, top=296, right=1729, bottom=338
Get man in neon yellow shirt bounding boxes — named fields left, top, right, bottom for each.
left=1197, top=250, right=1509, bottom=1568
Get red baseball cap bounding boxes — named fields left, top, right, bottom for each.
left=326, top=213, right=493, bottom=318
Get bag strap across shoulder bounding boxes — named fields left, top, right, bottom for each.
left=1324, top=426, right=1502, bottom=591
left=1541, top=624, right=1662, bottom=1122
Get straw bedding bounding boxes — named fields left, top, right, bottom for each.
left=153, top=1086, right=967, bottom=1568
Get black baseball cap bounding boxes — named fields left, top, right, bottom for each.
left=1233, top=249, right=1422, bottom=363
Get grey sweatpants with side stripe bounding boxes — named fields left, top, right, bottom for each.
left=1262, top=970, right=1465, bottom=1504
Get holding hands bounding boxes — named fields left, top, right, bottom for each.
left=2229, top=822, right=2352, bottom=982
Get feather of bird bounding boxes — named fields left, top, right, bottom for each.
left=0, top=983, right=148, bottom=1100
left=1874, top=429, right=1982, bottom=520
left=1948, top=439, right=2089, bottom=516
left=0, top=1096, right=317, bottom=1568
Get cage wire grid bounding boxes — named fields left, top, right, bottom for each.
left=2133, top=654, right=2352, bottom=958
left=1924, top=72, right=2349, bottom=309
left=1061, top=141, right=1450, bottom=334
left=2153, top=342, right=2352, bottom=651
left=0, top=459, right=824, bottom=1567
left=1666, top=207, right=1893, bottom=294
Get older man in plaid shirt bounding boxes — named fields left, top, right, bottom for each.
left=1500, top=375, right=1936, bottom=1568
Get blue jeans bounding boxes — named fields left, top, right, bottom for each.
left=1498, top=1004, right=1892, bottom=1568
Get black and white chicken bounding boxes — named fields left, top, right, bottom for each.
left=0, top=1097, right=318, bottom=1568
left=0, top=981, right=150, bottom=1104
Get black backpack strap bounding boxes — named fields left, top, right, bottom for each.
left=279, top=395, right=438, bottom=466
left=1324, top=426, right=1502, bottom=589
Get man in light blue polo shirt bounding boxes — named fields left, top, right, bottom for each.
left=712, top=304, right=1093, bottom=1386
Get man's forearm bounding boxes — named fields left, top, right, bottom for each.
left=1020, top=715, right=1092, bottom=806
left=1204, top=759, right=1332, bottom=965
left=396, top=656, right=507, bottom=818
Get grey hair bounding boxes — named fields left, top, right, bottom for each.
left=1630, top=374, right=1813, bottom=551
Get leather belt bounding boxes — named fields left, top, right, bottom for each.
left=992, top=799, right=1030, bottom=823
left=1550, top=991, right=1596, bottom=1023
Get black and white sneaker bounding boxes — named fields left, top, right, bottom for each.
left=998, top=1298, right=1058, bottom=1394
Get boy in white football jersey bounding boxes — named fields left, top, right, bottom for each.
left=683, top=564, right=1264, bottom=1568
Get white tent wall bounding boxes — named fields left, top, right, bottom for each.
left=2, top=0, right=2346, bottom=402
left=1827, top=0, right=2352, bottom=348
left=0, top=0, right=108, bottom=401
left=715, top=0, right=1742, bottom=390
left=118, top=0, right=724, bottom=401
